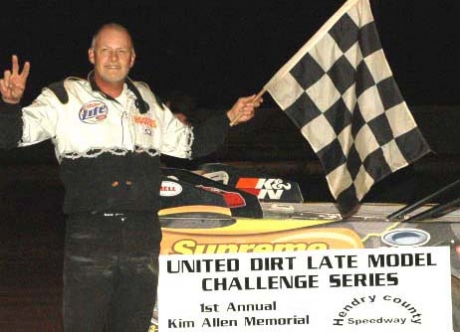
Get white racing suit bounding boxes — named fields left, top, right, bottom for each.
left=0, top=74, right=231, bottom=332
left=0, top=74, right=229, bottom=213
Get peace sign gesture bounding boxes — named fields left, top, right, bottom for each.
left=0, top=55, right=30, bottom=104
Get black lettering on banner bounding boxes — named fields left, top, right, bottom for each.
left=202, top=275, right=319, bottom=291
left=167, top=258, right=240, bottom=273
left=306, top=254, right=358, bottom=269
left=329, top=273, right=399, bottom=287
left=368, top=253, right=436, bottom=268
left=250, top=257, right=296, bottom=271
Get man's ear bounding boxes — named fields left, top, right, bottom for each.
left=129, top=51, right=136, bottom=68
left=88, top=48, right=95, bottom=64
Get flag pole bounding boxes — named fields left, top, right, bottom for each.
left=229, top=88, right=266, bottom=127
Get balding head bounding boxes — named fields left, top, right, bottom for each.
left=91, top=23, right=134, bottom=51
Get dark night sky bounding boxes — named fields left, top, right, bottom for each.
left=1, top=0, right=460, bottom=108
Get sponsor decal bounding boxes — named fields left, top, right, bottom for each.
left=79, top=100, right=108, bottom=124
left=196, top=185, right=246, bottom=208
left=134, top=116, right=157, bottom=128
left=170, top=239, right=328, bottom=254
left=236, top=178, right=292, bottom=200
left=160, top=181, right=183, bottom=197
left=160, top=227, right=364, bottom=255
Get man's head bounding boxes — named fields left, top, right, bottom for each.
left=88, top=23, right=136, bottom=86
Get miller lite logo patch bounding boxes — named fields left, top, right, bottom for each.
left=79, top=101, right=109, bottom=124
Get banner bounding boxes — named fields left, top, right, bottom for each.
left=158, top=246, right=452, bottom=331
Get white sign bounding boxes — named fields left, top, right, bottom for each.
left=158, top=246, right=452, bottom=331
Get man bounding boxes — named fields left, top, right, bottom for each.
left=161, top=91, right=203, bottom=169
left=164, top=91, right=197, bottom=126
left=0, top=23, right=260, bottom=332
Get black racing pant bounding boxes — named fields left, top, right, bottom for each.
left=63, top=212, right=161, bottom=332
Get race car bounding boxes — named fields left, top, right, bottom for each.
left=150, top=163, right=460, bottom=331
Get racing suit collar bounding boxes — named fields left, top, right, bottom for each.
left=87, top=71, right=149, bottom=114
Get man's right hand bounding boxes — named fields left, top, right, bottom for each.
left=0, top=55, right=30, bottom=104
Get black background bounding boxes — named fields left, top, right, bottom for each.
left=1, top=0, right=459, bottom=108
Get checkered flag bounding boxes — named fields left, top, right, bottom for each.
left=265, top=0, right=430, bottom=217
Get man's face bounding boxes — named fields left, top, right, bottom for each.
left=88, top=28, right=135, bottom=84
